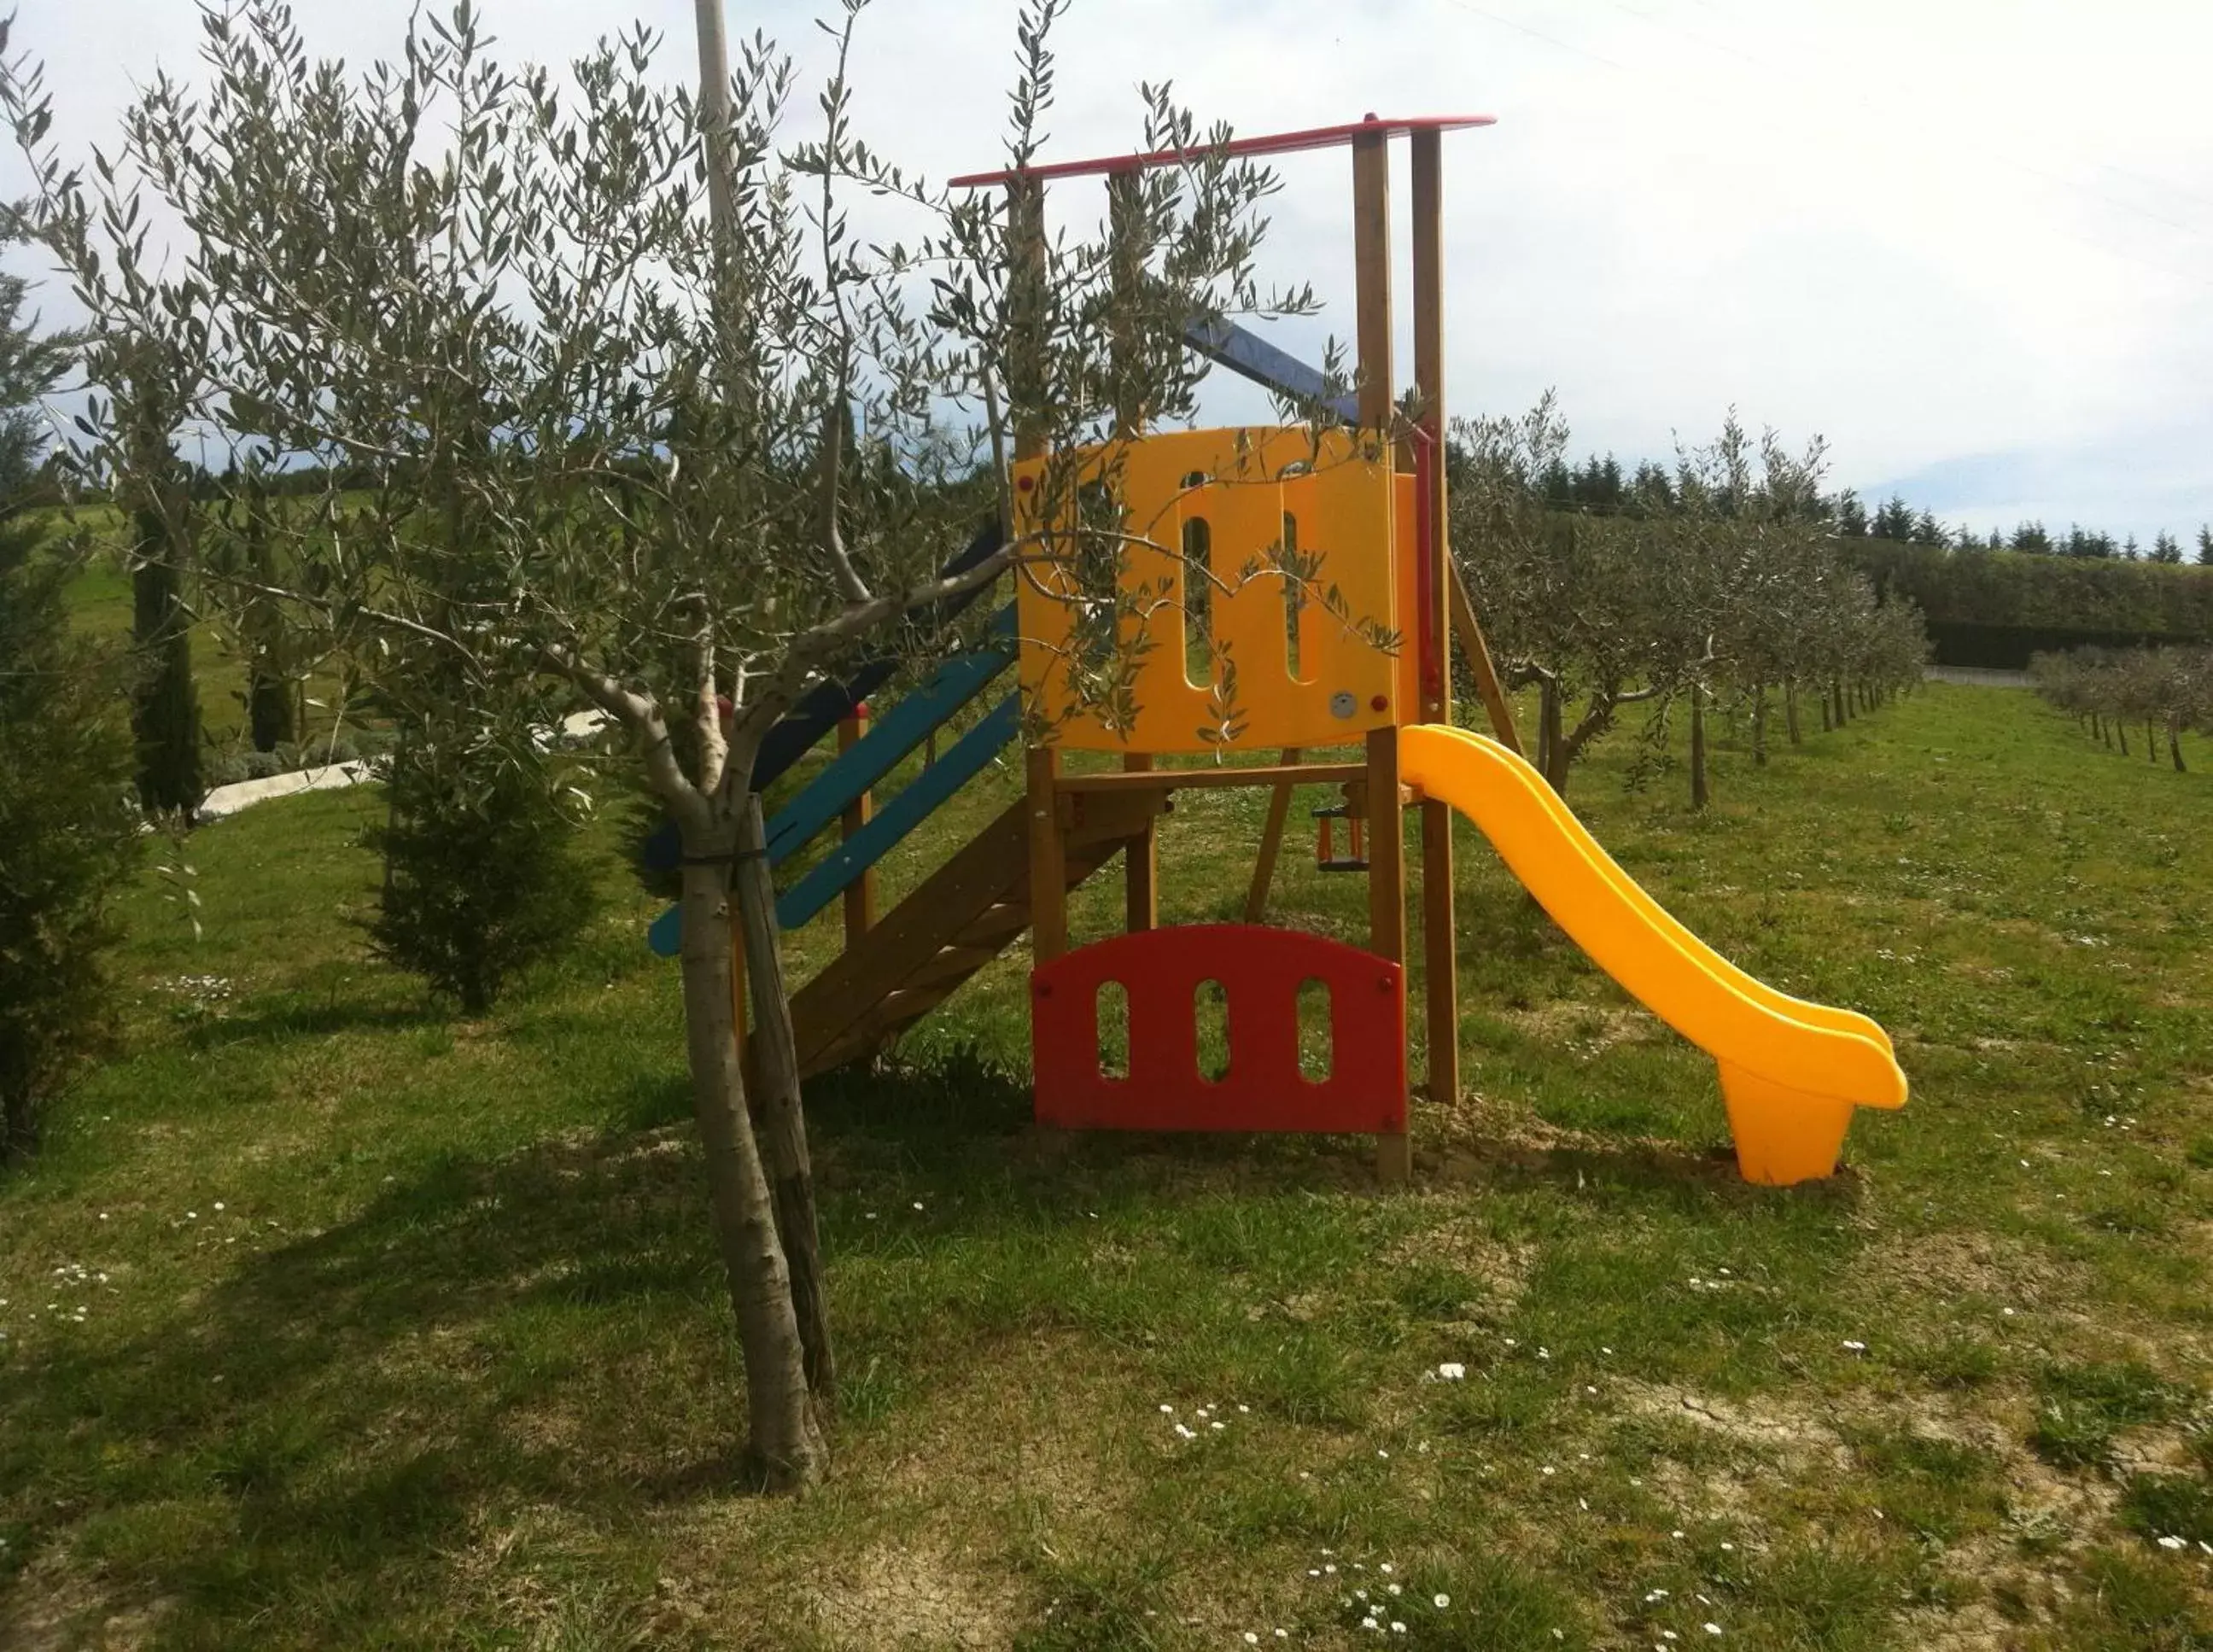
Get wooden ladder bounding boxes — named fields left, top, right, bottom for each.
left=788, top=787, right=1164, bottom=1078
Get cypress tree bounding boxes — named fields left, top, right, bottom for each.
left=129, top=500, right=201, bottom=812
left=0, top=262, right=140, bottom=1162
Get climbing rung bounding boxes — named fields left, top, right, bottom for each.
left=750, top=517, right=1005, bottom=792
left=764, top=606, right=1015, bottom=867
left=775, top=694, right=1021, bottom=932
left=958, top=902, right=1032, bottom=946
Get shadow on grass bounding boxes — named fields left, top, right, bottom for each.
left=6, top=1041, right=1859, bottom=1638
left=180, top=991, right=446, bottom=1051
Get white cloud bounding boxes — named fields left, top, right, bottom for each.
left=6, top=0, right=2209, bottom=539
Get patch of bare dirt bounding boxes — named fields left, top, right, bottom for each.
left=1888, top=1598, right=2016, bottom=1651
left=1383, top=1211, right=1532, bottom=1310
left=805, top=1538, right=1019, bottom=1651
left=1416, top=1090, right=1745, bottom=1189
left=1619, top=1381, right=1853, bottom=1467
left=1858, top=1229, right=2082, bottom=1313
left=1498, top=1002, right=1662, bottom=1056
left=0, top=1558, right=171, bottom=1652
left=2112, top=1423, right=2199, bottom=1476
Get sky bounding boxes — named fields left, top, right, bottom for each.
left=8, top=0, right=2210, bottom=547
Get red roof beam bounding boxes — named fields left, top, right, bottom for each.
left=947, top=113, right=1495, bottom=190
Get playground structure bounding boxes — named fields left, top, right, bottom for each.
left=657, top=115, right=1907, bottom=1186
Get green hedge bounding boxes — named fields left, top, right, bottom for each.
left=1848, top=540, right=2213, bottom=666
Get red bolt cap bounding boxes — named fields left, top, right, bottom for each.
left=1369, top=693, right=1390, bottom=713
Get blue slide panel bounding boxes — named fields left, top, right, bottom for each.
left=749, top=518, right=1005, bottom=793
left=645, top=694, right=1023, bottom=959
left=1183, top=316, right=1359, bottom=426
left=773, top=694, right=1021, bottom=933
left=762, top=609, right=1014, bottom=868
left=639, top=520, right=1006, bottom=880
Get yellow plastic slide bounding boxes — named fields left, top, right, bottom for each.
left=1399, top=723, right=1907, bottom=1185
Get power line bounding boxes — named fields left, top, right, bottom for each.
left=1428, top=0, right=1632, bottom=77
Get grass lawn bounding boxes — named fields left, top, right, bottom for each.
left=3, top=683, right=2210, bottom=1649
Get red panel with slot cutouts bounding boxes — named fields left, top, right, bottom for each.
left=1031, top=924, right=1406, bottom=1133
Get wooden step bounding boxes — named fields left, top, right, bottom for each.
left=786, top=785, right=1167, bottom=1080
left=789, top=799, right=1028, bottom=1076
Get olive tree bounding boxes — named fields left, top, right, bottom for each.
left=1451, top=396, right=1668, bottom=795
left=2033, top=645, right=2210, bottom=773
left=5, top=0, right=1306, bottom=1489
left=1454, top=399, right=1928, bottom=804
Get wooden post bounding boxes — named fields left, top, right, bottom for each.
left=838, top=709, right=878, bottom=949
left=731, top=922, right=749, bottom=1088
left=1352, top=125, right=1408, bottom=1182
left=1027, top=747, right=1068, bottom=961
left=1366, top=725, right=1408, bottom=1182
left=1123, top=754, right=1159, bottom=933
left=1106, top=174, right=1160, bottom=936
left=1008, top=175, right=1068, bottom=966
left=1410, top=128, right=1458, bottom=1120
left=1352, top=123, right=1395, bottom=436
left=1242, top=747, right=1302, bottom=922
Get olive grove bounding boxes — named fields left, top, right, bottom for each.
left=2030, top=645, right=2210, bottom=773
left=1452, top=397, right=1929, bottom=803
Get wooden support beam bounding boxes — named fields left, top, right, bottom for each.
left=838, top=709, right=877, bottom=949
left=1026, top=747, right=1068, bottom=964
left=1411, top=127, right=1459, bottom=1119
left=1449, top=557, right=1526, bottom=759
left=1354, top=128, right=1409, bottom=1179
left=1366, top=724, right=1410, bottom=1182
left=1008, top=176, right=1066, bottom=973
left=1242, top=747, right=1303, bottom=923
left=1064, top=786, right=1171, bottom=849
left=1059, top=761, right=1365, bottom=795
left=1008, top=177, right=1048, bottom=462
left=1123, top=754, right=1159, bottom=932
left=1352, top=128, right=1394, bottom=435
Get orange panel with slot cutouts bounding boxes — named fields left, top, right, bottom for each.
left=1013, top=428, right=1402, bottom=753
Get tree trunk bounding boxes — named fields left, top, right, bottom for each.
left=1832, top=680, right=1847, bottom=727
left=2117, top=719, right=2128, bottom=756
left=247, top=663, right=294, bottom=754
left=2169, top=718, right=2187, bottom=773
left=1539, top=679, right=1567, bottom=795
left=1752, top=685, right=1768, bottom=766
left=242, top=508, right=296, bottom=753
left=1690, top=683, right=1709, bottom=809
left=1784, top=681, right=1802, bottom=745
left=733, top=796, right=836, bottom=1407
left=2146, top=719, right=2158, bottom=763
left=675, top=847, right=826, bottom=1493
